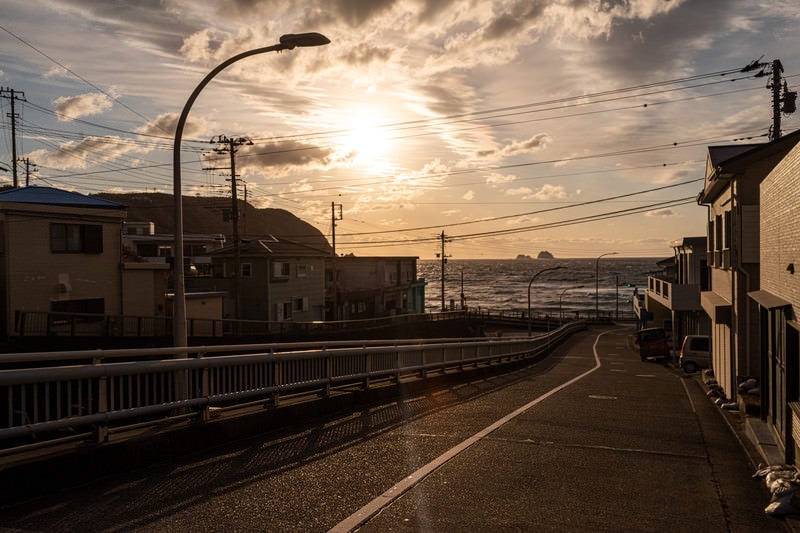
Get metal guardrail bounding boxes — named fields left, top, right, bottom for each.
left=0, top=322, right=585, bottom=462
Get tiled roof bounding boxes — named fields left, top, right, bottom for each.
left=0, top=186, right=126, bottom=208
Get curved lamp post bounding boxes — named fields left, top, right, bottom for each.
left=595, top=252, right=618, bottom=320
left=172, top=33, right=330, bottom=347
left=528, top=265, right=565, bottom=336
left=559, top=285, right=584, bottom=323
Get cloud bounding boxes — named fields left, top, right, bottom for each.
left=505, top=186, right=533, bottom=197
left=136, top=112, right=208, bottom=138
left=43, top=66, right=69, bottom=79
left=478, top=133, right=551, bottom=158
left=53, top=93, right=113, bottom=120
left=463, top=190, right=475, bottom=200
left=236, top=139, right=337, bottom=177
left=28, top=136, right=139, bottom=170
left=486, top=173, right=516, bottom=186
left=645, top=208, right=676, bottom=217
left=533, top=184, right=568, bottom=200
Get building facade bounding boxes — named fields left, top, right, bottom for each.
left=697, top=132, right=800, bottom=402
left=0, top=187, right=126, bottom=335
left=210, top=237, right=327, bottom=322
left=645, top=237, right=710, bottom=348
left=329, top=255, right=424, bottom=320
left=749, top=136, right=800, bottom=463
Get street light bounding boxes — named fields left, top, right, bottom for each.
left=528, top=265, right=565, bottom=336
left=172, top=32, right=330, bottom=347
left=595, top=252, right=618, bottom=320
left=559, top=285, right=584, bottom=323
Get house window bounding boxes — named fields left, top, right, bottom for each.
left=273, top=261, right=290, bottom=279
left=723, top=210, right=732, bottom=249
left=241, top=263, right=252, bottom=277
left=283, top=301, right=293, bottom=320
left=293, top=297, right=309, bottom=312
left=51, top=223, right=103, bottom=254
left=297, top=264, right=308, bottom=278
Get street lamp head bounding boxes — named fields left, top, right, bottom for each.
left=279, top=33, right=331, bottom=49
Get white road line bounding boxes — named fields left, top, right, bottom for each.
left=329, top=330, right=612, bottom=533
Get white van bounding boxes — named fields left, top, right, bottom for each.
left=680, top=335, right=710, bottom=374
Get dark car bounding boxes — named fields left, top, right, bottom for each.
left=636, top=327, right=670, bottom=361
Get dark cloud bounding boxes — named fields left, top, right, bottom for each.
left=341, top=43, right=395, bottom=66
left=49, top=0, right=198, bottom=52
left=237, top=140, right=335, bottom=176
left=329, top=0, right=399, bottom=26
left=483, top=1, right=547, bottom=41
left=578, top=0, right=750, bottom=81
left=417, top=81, right=474, bottom=116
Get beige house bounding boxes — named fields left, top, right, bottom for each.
left=0, top=187, right=126, bottom=335
left=697, top=131, right=800, bottom=401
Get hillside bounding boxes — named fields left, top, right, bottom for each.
left=95, top=192, right=331, bottom=252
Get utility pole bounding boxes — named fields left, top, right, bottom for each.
left=1, top=88, right=26, bottom=187
left=18, top=157, right=36, bottom=187
left=331, top=201, right=342, bottom=320
left=208, top=135, right=252, bottom=322
left=437, top=231, right=451, bottom=311
left=740, top=58, right=797, bottom=141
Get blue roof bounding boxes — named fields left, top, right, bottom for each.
left=0, top=186, right=126, bottom=209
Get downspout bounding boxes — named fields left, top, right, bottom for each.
left=731, top=178, right=751, bottom=402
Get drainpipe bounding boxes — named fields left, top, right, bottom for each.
left=730, top=178, right=752, bottom=403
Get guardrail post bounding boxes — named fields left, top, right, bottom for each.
left=324, top=351, right=331, bottom=398
left=272, top=357, right=282, bottom=407
left=94, top=357, right=109, bottom=443
left=198, top=352, right=211, bottom=422
left=362, top=344, right=371, bottom=390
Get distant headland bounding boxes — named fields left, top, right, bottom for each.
left=515, top=251, right=555, bottom=260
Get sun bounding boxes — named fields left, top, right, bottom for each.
left=340, top=113, right=391, bottom=168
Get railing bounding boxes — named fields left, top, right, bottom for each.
left=0, top=322, right=585, bottom=462
left=646, top=276, right=701, bottom=312
left=13, top=309, right=470, bottom=338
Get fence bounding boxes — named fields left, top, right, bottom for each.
left=0, top=322, right=585, bottom=463
left=13, top=309, right=470, bottom=338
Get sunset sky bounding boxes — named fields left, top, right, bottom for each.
left=1, top=1, right=799, bottom=259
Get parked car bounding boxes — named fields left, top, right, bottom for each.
left=636, top=327, right=670, bottom=361
left=680, top=335, right=710, bottom=374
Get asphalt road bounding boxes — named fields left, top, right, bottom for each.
left=0, top=326, right=785, bottom=532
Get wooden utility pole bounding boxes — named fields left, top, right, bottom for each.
left=210, top=135, right=251, bottom=321
left=1, top=88, right=26, bottom=187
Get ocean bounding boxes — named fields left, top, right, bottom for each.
left=417, top=257, right=663, bottom=319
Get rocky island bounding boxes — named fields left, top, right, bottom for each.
left=537, top=250, right=555, bottom=259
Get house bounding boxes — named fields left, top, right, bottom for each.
left=209, top=236, right=327, bottom=322
left=644, top=237, right=710, bottom=348
left=697, top=130, right=800, bottom=403
left=123, top=220, right=226, bottom=277
left=329, top=255, right=425, bottom=320
left=0, top=186, right=126, bottom=335
left=748, top=136, right=800, bottom=463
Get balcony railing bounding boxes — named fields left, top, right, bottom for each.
left=646, top=276, right=701, bottom=311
